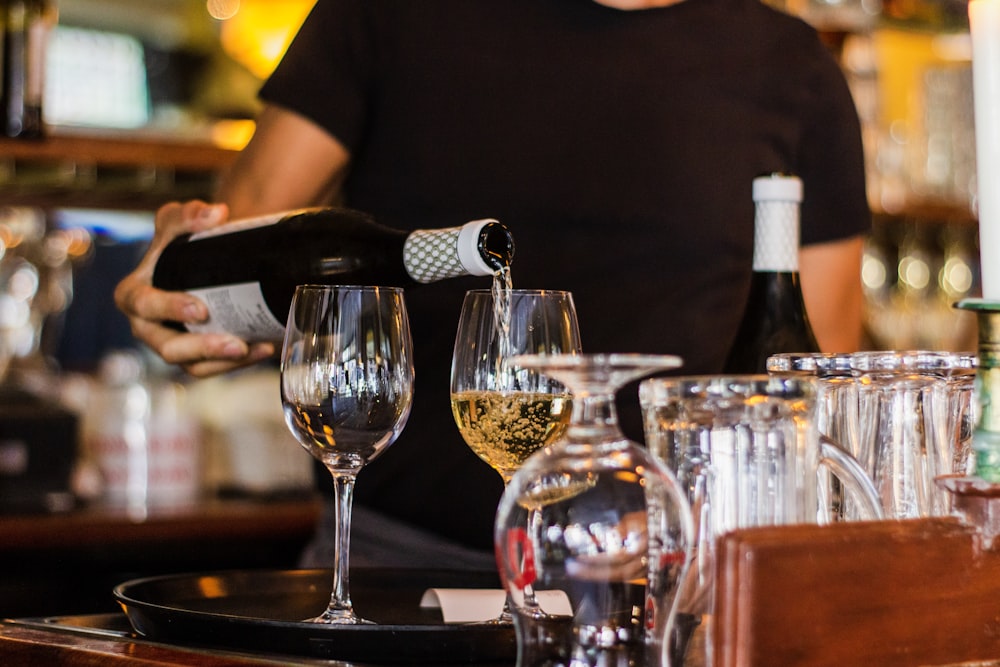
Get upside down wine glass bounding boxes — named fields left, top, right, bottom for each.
left=450, top=288, right=582, bottom=622
left=281, top=285, right=414, bottom=624
left=495, top=354, right=693, bottom=667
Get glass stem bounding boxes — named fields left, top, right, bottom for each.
left=325, top=470, right=357, bottom=620
left=496, top=475, right=516, bottom=623
left=566, top=392, right=621, bottom=443
left=523, top=508, right=542, bottom=609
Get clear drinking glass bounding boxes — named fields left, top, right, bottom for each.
left=850, top=350, right=977, bottom=518
left=281, top=285, right=414, bottom=624
left=451, top=288, right=581, bottom=623
left=767, top=352, right=859, bottom=457
left=767, top=352, right=861, bottom=521
left=495, top=354, right=693, bottom=667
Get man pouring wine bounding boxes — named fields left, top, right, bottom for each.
left=114, top=0, right=869, bottom=568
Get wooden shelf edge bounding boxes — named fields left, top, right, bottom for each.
left=0, top=131, right=240, bottom=171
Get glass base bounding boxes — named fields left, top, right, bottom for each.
left=306, top=609, right=376, bottom=625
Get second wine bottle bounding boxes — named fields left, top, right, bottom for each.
left=722, top=174, right=819, bottom=373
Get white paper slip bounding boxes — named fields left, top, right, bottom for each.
left=420, top=588, right=574, bottom=623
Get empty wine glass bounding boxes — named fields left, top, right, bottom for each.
left=495, top=354, right=693, bottom=667
left=281, top=285, right=414, bottom=624
left=450, top=288, right=581, bottom=622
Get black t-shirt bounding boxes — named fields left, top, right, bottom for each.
left=260, top=0, right=870, bottom=551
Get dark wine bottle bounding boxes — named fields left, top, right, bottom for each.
left=722, top=174, right=819, bottom=373
left=152, top=206, right=515, bottom=342
left=1, top=0, right=55, bottom=139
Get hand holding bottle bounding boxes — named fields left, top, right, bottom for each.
left=113, top=200, right=277, bottom=378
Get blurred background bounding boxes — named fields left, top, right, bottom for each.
left=0, top=0, right=318, bottom=515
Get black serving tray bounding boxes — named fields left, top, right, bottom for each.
left=113, top=568, right=515, bottom=664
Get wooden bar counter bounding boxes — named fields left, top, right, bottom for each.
left=0, top=614, right=336, bottom=666
left=0, top=613, right=514, bottom=666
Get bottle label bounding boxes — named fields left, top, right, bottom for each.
left=185, top=283, right=285, bottom=341
left=89, top=381, right=201, bottom=508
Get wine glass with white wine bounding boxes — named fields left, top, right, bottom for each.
left=450, top=288, right=581, bottom=622
left=281, top=285, right=414, bottom=624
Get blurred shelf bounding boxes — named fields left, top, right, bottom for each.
left=0, top=495, right=321, bottom=553
left=0, top=128, right=241, bottom=211
left=0, top=495, right=322, bottom=617
left=872, top=200, right=978, bottom=226
left=0, top=129, right=240, bottom=170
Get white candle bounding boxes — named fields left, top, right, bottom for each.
left=971, top=0, right=1000, bottom=300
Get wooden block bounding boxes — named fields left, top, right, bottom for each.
left=712, top=518, right=1000, bottom=666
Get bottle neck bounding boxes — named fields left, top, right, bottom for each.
left=403, top=219, right=512, bottom=283
left=403, top=227, right=465, bottom=283
left=749, top=270, right=808, bottom=301
left=752, top=200, right=799, bottom=273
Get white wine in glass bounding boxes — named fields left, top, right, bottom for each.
left=451, top=289, right=580, bottom=482
left=450, top=390, right=573, bottom=483
left=281, top=285, right=414, bottom=624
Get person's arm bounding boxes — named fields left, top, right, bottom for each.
left=113, top=106, right=352, bottom=377
left=799, top=235, right=865, bottom=353
left=217, top=104, right=352, bottom=218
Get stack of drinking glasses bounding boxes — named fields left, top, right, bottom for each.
left=767, top=350, right=977, bottom=520
left=637, top=350, right=977, bottom=666
left=638, top=371, right=884, bottom=666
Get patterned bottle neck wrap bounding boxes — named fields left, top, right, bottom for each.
left=752, top=175, right=803, bottom=273
left=403, top=219, right=499, bottom=283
